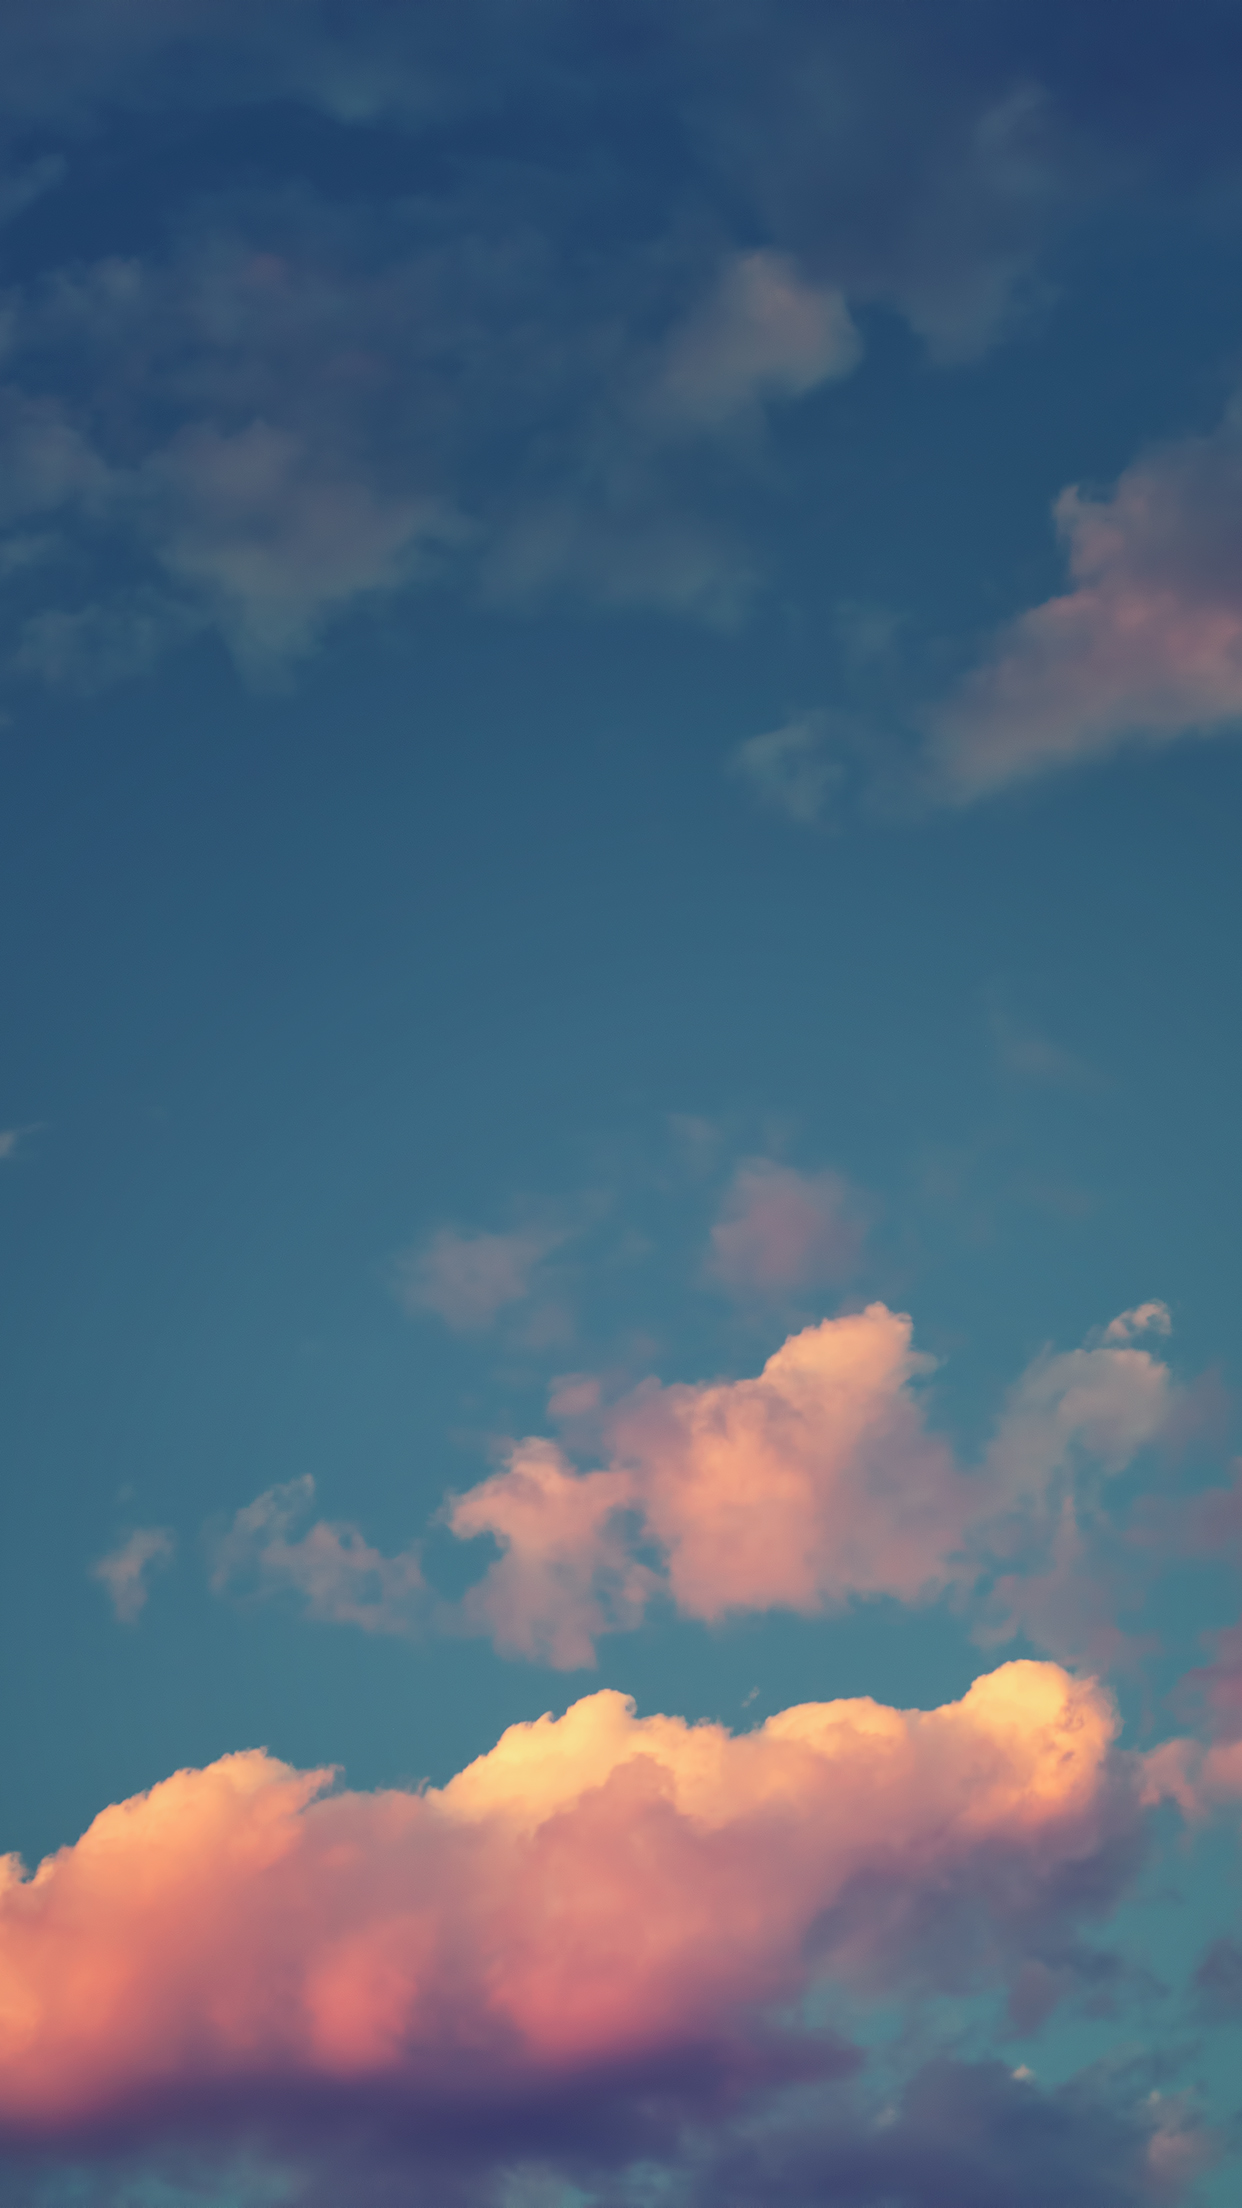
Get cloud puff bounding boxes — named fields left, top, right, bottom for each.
left=90, top=1527, right=175, bottom=1624
left=929, top=403, right=1242, bottom=799
left=449, top=1440, right=656, bottom=1668
left=395, top=1225, right=566, bottom=1333
left=451, top=1305, right=1174, bottom=1663
left=209, top=1476, right=426, bottom=1636
left=1101, top=1303, right=1173, bottom=1346
left=654, top=252, right=860, bottom=429
left=705, top=1158, right=864, bottom=1296
left=0, top=1661, right=1146, bottom=2160
left=215, top=1306, right=1175, bottom=1663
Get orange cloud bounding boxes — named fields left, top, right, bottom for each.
left=0, top=1662, right=1142, bottom=2147
left=929, top=404, right=1242, bottom=799
left=454, top=1304, right=1173, bottom=1660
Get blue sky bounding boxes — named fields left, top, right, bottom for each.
left=2, top=7, right=1242, bottom=2205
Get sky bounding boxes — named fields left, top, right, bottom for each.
left=3, top=3, right=1242, bottom=2202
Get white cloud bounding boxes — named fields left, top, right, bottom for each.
left=928, top=399, right=1242, bottom=799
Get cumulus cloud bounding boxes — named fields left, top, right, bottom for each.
left=929, top=402, right=1242, bottom=800
left=90, top=1527, right=175, bottom=1624
left=214, top=1305, right=1176, bottom=1663
left=451, top=1304, right=1175, bottom=1664
left=0, top=1661, right=1148, bottom=2166
left=209, top=1476, right=426, bottom=1636
left=705, top=1157, right=865, bottom=1296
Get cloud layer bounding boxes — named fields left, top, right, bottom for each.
left=3, top=3, right=1238, bottom=685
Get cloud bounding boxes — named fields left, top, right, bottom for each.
left=705, top=1158, right=865, bottom=1295
left=727, top=712, right=842, bottom=824
left=984, top=1332, right=1172, bottom=1501
left=215, top=1306, right=1176, bottom=1664
left=990, top=1004, right=1101, bottom=1092
left=90, top=1528, right=175, bottom=1624
left=653, top=2057, right=1217, bottom=2208
left=929, top=401, right=1242, bottom=800
left=653, top=251, right=860, bottom=429
left=448, top=1441, right=656, bottom=1668
left=144, top=419, right=463, bottom=674
left=1102, top=1303, right=1173, bottom=1346
left=209, top=1476, right=426, bottom=1636
left=454, top=1305, right=1174, bottom=1663
left=395, top=1224, right=568, bottom=1333
left=3, top=5, right=1226, bottom=686
left=0, top=1660, right=1148, bottom=2166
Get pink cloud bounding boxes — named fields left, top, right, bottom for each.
left=984, top=1333, right=1172, bottom=1501
left=0, top=1661, right=1143, bottom=2148
left=706, top=1158, right=865, bottom=1295
left=929, top=404, right=1242, bottom=799
left=209, top=1476, right=426, bottom=1636
left=90, top=1527, right=175, bottom=1624
left=214, top=1305, right=1177, bottom=1665
left=452, top=1303, right=1175, bottom=1662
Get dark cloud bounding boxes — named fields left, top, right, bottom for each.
left=0, top=2055, right=1210, bottom=2208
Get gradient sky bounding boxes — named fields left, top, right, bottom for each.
left=3, top=6, right=1242, bottom=2205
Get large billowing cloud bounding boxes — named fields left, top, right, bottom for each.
left=0, top=1661, right=1149, bottom=2171
left=929, top=402, right=1242, bottom=800
left=214, top=1303, right=1175, bottom=1665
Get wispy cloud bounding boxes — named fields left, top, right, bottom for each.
left=927, top=397, right=1242, bottom=800
left=90, top=1526, right=175, bottom=1623
left=208, top=1475, right=426, bottom=1635
left=989, top=1002, right=1102, bottom=1092
left=394, top=1221, right=570, bottom=1333
left=705, top=1157, right=865, bottom=1296
left=728, top=711, right=841, bottom=824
